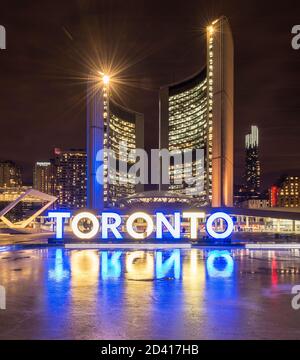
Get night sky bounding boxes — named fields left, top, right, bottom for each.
left=1, top=0, right=300, bottom=190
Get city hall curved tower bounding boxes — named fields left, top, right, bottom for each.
left=87, top=77, right=144, bottom=211
left=159, top=16, right=234, bottom=207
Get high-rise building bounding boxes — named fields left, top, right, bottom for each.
left=87, top=76, right=144, bottom=211
left=0, top=161, right=22, bottom=188
left=55, top=149, right=87, bottom=210
left=159, top=16, right=234, bottom=207
left=33, top=162, right=55, bottom=195
left=245, top=125, right=260, bottom=194
left=277, top=176, right=300, bottom=208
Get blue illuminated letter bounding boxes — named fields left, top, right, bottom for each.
left=48, top=211, right=71, bottom=239
left=101, top=213, right=123, bottom=239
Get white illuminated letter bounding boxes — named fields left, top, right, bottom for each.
left=126, top=212, right=154, bottom=239
left=71, top=212, right=100, bottom=240
left=101, top=213, right=122, bottom=239
left=156, top=212, right=181, bottom=239
left=206, top=212, right=234, bottom=239
left=182, top=212, right=205, bottom=240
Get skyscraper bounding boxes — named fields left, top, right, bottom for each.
left=159, top=16, right=234, bottom=207
left=33, top=162, right=55, bottom=195
left=0, top=161, right=22, bottom=188
left=245, top=125, right=260, bottom=194
left=87, top=75, right=144, bottom=211
left=55, top=149, right=87, bottom=210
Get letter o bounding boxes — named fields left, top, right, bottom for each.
left=206, top=212, right=234, bottom=239
left=71, top=212, right=100, bottom=239
left=126, top=212, right=154, bottom=239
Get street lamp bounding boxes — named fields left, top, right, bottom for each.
left=99, top=71, right=110, bottom=85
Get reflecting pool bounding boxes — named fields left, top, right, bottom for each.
left=0, top=247, right=300, bottom=339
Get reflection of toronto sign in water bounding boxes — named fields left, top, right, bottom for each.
left=48, top=211, right=234, bottom=240
left=49, top=249, right=234, bottom=281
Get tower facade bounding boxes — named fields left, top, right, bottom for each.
left=159, top=16, right=234, bottom=207
left=55, top=149, right=87, bottom=210
left=245, top=125, right=260, bottom=194
left=33, top=162, right=55, bottom=195
left=278, top=176, right=299, bottom=208
left=87, top=77, right=144, bottom=211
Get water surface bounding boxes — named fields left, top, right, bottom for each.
left=0, top=247, right=299, bottom=339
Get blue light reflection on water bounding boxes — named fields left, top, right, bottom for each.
left=45, top=248, right=237, bottom=327
left=48, top=249, right=70, bottom=282
left=101, top=251, right=122, bottom=280
left=47, top=249, right=235, bottom=282
left=206, top=250, right=234, bottom=278
left=156, top=250, right=181, bottom=279
left=3, top=247, right=299, bottom=339
left=44, top=248, right=238, bottom=337
left=44, top=248, right=72, bottom=326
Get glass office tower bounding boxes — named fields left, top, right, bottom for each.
left=165, top=71, right=208, bottom=201
left=245, top=125, right=260, bottom=194
left=159, top=16, right=234, bottom=207
left=55, top=150, right=87, bottom=210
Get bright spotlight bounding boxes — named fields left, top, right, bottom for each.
left=102, top=74, right=110, bottom=85
left=207, top=25, right=214, bottom=34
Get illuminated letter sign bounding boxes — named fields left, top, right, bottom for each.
left=156, top=212, right=181, bottom=239
left=48, top=210, right=234, bottom=241
left=71, top=212, right=99, bottom=239
left=48, top=211, right=71, bottom=239
left=183, top=212, right=205, bottom=239
left=126, top=212, right=154, bottom=239
left=206, top=212, right=234, bottom=239
left=101, top=213, right=122, bottom=239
